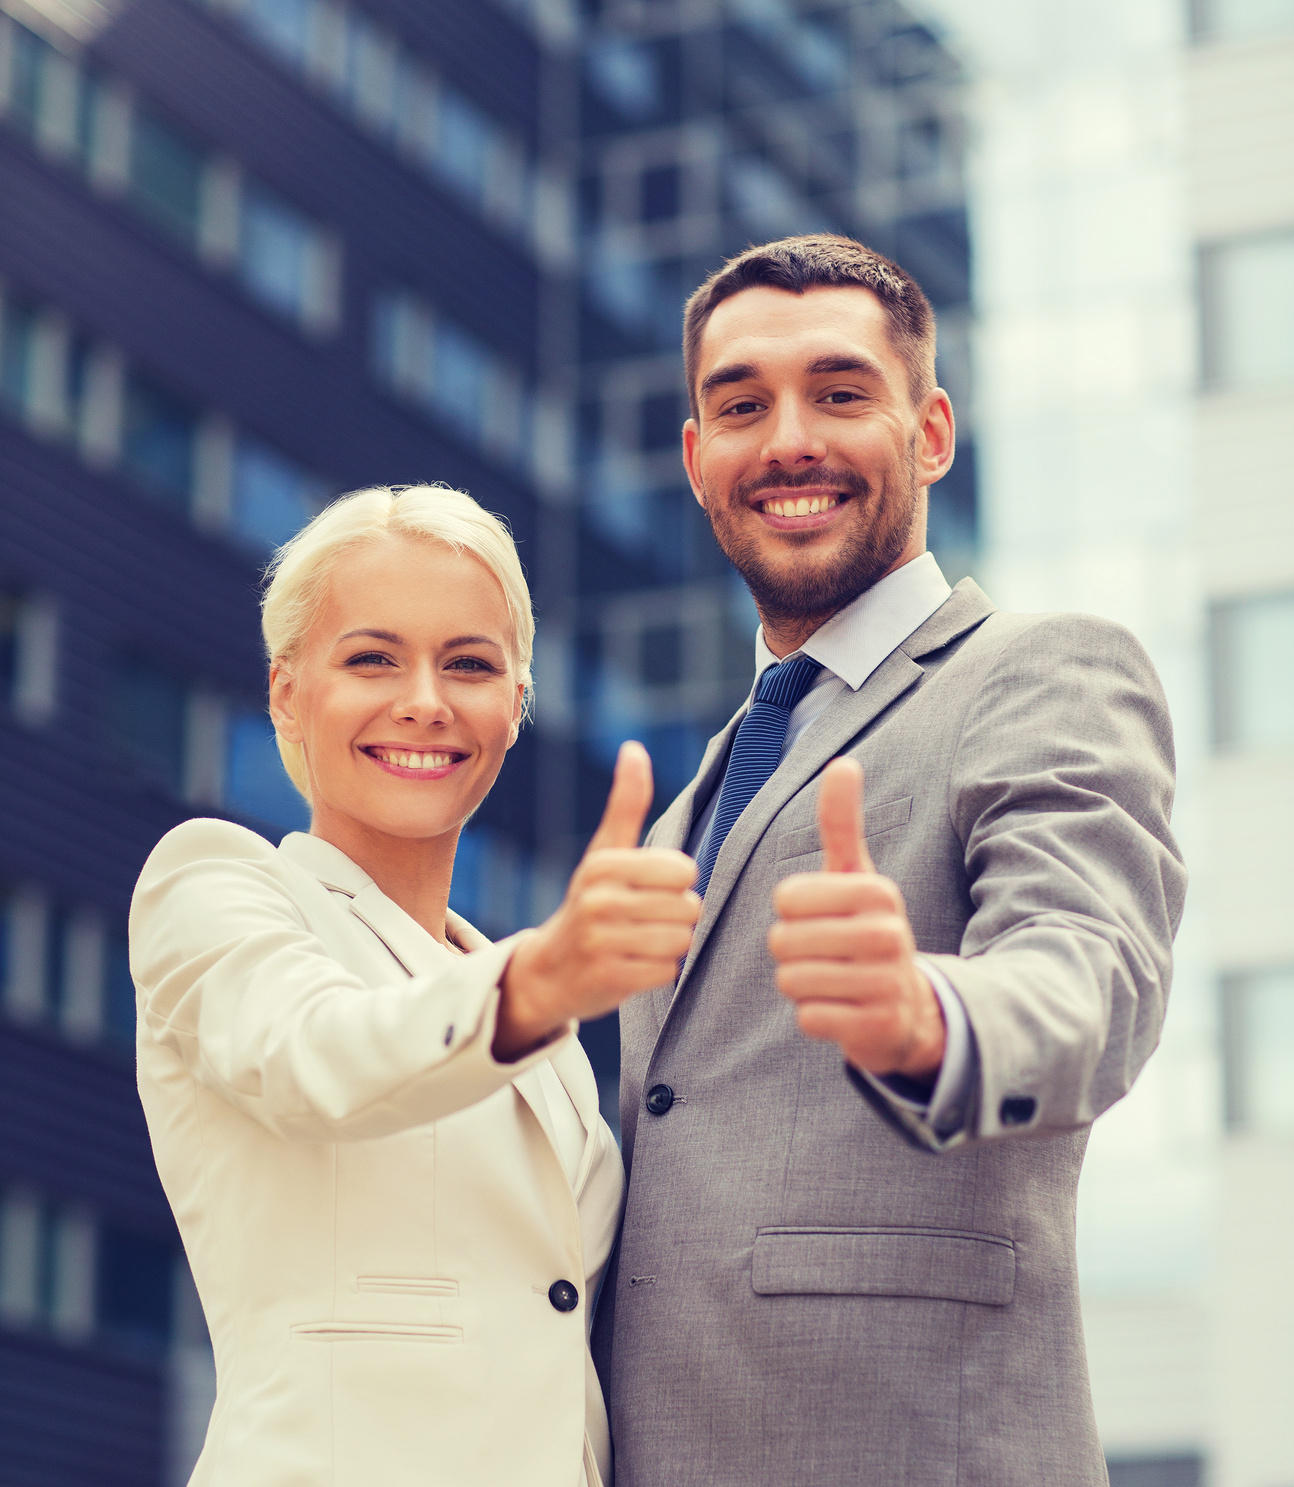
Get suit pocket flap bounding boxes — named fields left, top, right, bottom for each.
left=291, top=1321, right=463, bottom=1343
left=752, top=1226, right=1015, bottom=1306
left=775, top=796, right=912, bottom=862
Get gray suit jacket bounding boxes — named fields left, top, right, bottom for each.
left=593, top=580, right=1186, bottom=1487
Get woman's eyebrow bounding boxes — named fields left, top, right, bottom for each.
left=337, top=628, right=402, bottom=644
left=444, top=634, right=504, bottom=649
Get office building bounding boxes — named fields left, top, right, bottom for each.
left=923, top=0, right=1294, bottom=1480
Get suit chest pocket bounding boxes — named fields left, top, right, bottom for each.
left=775, top=795, right=913, bottom=864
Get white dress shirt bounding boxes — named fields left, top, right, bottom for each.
left=687, top=552, right=976, bottom=1138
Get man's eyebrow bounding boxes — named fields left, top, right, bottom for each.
left=805, top=353, right=887, bottom=379
left=699, top=361, right=760, bottom=398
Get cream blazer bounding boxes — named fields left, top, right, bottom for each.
left=130, top=819, right=624, bottom=1487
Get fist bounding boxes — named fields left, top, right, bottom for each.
left=767, top=758, right=945, bottom=1081
left=495, top=741, right=700, bottom=1060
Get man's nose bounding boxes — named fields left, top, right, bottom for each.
left=760, top=399, right=826, bottom=468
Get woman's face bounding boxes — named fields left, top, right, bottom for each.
left=269, top=536, right=525, bottom=845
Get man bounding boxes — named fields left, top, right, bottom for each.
left=592, top=235, right=1186, bottom=1486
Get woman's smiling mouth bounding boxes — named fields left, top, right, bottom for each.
left=361, top=745, right=467, bottom=778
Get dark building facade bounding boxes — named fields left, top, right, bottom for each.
left=0, top=0, right=971, bottom=1479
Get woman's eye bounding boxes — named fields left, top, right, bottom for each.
left=346, top=652, right=393, bottom=667
left=446, top=656, right=496, bottom=673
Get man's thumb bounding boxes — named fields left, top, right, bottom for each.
left=587, top=740, right=654, bottom=852
left=817, top=757, right=873, bottom=873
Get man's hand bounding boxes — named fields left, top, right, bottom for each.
left=495, top=741, right=700, bottom=1061
left=768, top=757, right=946, bottom=1081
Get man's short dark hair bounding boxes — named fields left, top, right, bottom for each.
left=682, top=234, right=937, bottom=419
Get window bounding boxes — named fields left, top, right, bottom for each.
left=1201, top=231, right=1294, bottom=389
left=641, top=164, right=680, bottom=223
left=0, top=1189, right=95, bottom=1339
left=96, top=1226, right=175, bottom=1353
left=121, top=374, right=199, bottom=508
left=240, top=0, right=316, bottom=65
left=128, top=107, right=205, bottom=247
left=238, top=181, right=338, bottom=333
left=1210, top=591, right=1294, bottom=751
left=1194, top=0, right=1294, bottom=40
left=0, top=589, right=58, bottom=725
left=373, top=290, right=530, bottom=468
left=640, top=391, right=682, bottom=451
left=1223, top=966, right=1294, bottom=1137
left=0, top=294, right=37, bottom=415
left=224, top=707, right=310, bottom=831
left=110, top=655, right=189, bottom=793
left=103, top=929, right=135, bottom=1048
left=586, top=39, right=660, bottom=120
left=231, top=435, right=324, bottom=550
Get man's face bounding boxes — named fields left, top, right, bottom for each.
left=682, top=285, right=954, bottom=632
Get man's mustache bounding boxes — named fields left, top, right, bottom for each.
left=728, top=467, right=871, bottom=504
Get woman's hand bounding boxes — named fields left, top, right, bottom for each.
left=494, top=742, right=700, bottom=1061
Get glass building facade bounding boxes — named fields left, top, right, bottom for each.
left=0, top=0, right=972, bottom=1476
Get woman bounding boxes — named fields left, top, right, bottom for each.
left=130, top=485, right=700, bottom=1487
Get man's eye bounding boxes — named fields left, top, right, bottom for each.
left=726, top=400, right=763, bottom=416
left=824, top=390, right=860, bottom=404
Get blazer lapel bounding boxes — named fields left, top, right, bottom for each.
left=668, top=577, right=996, bottom=1010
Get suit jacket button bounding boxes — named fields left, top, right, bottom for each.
left=548, top=1279, right=579, bottom=1313
left=1000, top=1096, right=1036, bottom=1126
left=645, top=1084, right=674, bottom=1116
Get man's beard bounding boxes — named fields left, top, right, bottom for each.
left=701, top=450, right=920, bottom=630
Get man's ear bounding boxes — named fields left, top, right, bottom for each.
left=682, top=418, right=706, bottom=508
left=915, top=390, right=955, bottom=488
left=268, top=662, right=302, bottom=744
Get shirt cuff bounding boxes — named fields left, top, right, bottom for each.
left=873, top=959, right=977, bottom=1140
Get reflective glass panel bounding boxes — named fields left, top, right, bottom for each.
left=130, top=109, right=205, bottom=247
left=232, top=436, right=323, bottom=551
left=121, top=376, right=197, bottom=507
left=239, top=182, right=312, bottom=322
left=1247, top=968, right=1294, bottom=1136
left=1205, top=232, right=1294, bottom=389
left=224, top=709, right=310, bottom=831
left=110, top=656, right=187, bottom=793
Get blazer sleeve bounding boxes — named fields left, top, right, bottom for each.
left=860, top=613, right=1187, bottom=1152
left=130, top=819, right=571, bottom=1142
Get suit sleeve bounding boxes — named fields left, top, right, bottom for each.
left=859, top=614, right=1186, bottom=1151
left=130, top=820, right=570, bottom=1142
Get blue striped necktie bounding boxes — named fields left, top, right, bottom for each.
left=694, top=653, right=822, bottom=898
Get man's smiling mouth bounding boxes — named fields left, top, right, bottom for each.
left=362, top=746, right=464, bottom=771
left=758, top=493, right=845, bottom=517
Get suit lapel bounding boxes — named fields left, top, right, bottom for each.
left=666, top=578, right=996, bottom=1013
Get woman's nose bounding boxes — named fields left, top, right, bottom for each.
left=391, top=668, right=452, bottom=726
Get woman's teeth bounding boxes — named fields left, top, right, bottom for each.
left=371, top=749, right=455, bottom=770
left=761, top=494, right=840, bottom=517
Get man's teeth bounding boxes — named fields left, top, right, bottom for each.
left=373, top=749, right=455, bottom=770
left=760, top=494, right=840, bottom=517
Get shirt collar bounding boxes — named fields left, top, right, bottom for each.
left=752, top=551, right=953, bottom=693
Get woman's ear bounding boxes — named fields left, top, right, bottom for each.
left=507, top=680, right=526, bottom=747
left=269, top=662, right=303, bottom=744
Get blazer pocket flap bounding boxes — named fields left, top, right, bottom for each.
left=291, top=1321, right=463, bottom=1343
left=752, top=1226, right=1015, bottom=1306
left=775, top=796, right=912, bottom=862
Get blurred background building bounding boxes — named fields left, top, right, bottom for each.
left=1, top=0, right=1289, bottom=1484
left=0, top=0, right=973, bottom=1479
left=922, top=0, right=1294, bottom=1484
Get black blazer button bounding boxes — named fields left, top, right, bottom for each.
left=645, top=1084, right=674, bottom=1116
left=548, top=1279, right=579, bottom=1313
left=1000, top=1096, right=1036, bottom=1126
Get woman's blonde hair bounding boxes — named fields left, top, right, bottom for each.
left=261, top=483, right=534, bottom=802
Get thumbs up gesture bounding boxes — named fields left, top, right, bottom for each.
left=495, top=741, right=701, bottom=1061
left=768, top=758, right=946, bottom=1081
